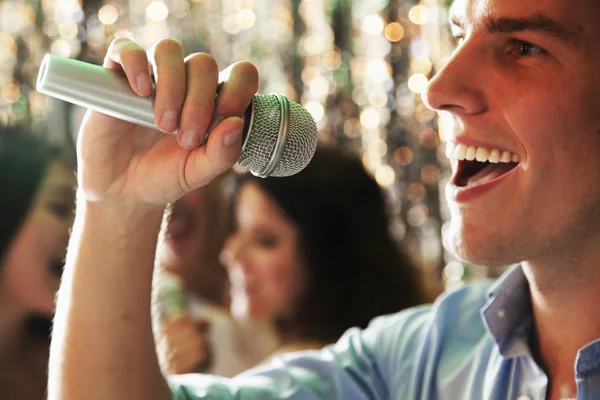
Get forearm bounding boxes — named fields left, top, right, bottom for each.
left=49, top=196, right=171, bottom=400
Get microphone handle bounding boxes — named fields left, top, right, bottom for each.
left=36, top=54, right=248, bottom=135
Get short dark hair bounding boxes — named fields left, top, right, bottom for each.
left=0, top=125, right=60, bottom=262
left=0, top=124, right=71, bottom=342
left=232, top=146, right=427, bottom=343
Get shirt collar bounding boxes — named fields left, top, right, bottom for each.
left=480, top=264, right=534, bottom=358
left=479, top=265, right=600, bottom=376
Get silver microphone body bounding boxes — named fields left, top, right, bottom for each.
left=36, top=54, right=318, bottom=177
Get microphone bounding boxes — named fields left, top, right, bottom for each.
left=36, top=54, right=318, bottom=178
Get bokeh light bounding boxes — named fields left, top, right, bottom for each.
left=408, top=73, right=429, bottom=93
left=98, top=4, right=119, bottom=25
left=146, top=1, right=169, bottom=22
left=408, top=5, right=429, bottom=25
left=384, top=22, right=404, bottom=42
left=375, top=165, right=395, bottom=187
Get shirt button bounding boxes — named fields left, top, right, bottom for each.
left=517, top=396, right=532, bottom=400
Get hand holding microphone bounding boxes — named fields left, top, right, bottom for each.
left=40, top=38, right=317, bottom=209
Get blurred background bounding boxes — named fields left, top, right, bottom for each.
left=0, top=0, right=503, bottom=290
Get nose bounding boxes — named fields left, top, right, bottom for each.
left=421, top=40, right=487, bottom=115
left=220, top=235, right=249, bottom=272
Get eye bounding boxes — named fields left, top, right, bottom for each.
left=48, top=200, right=73, bottom=219
left=257, top=235, right=279, bottom=248
left=508, top=39, right=546, bottom=58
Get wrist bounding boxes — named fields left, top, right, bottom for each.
left=73, top=194, right=167, bottom=245
left=76, top=191, right=166, bottom=223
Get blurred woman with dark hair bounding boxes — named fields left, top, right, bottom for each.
left=0, top=125, right=75, bottom=399
left=219, top=146, right=428, bottom=358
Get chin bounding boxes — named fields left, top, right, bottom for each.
left=448, top=219, right=520, bottom=268
left=230, top=295, right=262, bottom=321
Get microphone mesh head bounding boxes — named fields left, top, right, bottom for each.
left=237, top=94, right=318, bottom=177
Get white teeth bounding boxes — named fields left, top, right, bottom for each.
left=465, top=146, right=476, bottom=161
left=445, top=142, right=520, bottom=164
left=475, top=147, right=489, bottom=162
left=453, top=144, right=467, bottom=160
left=489, top=149, right=500, bottom=163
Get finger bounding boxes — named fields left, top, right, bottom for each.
left=173, top=351, right=206, bottom=374
left=208, top=61, right=259, bottom=134
left=165, top=323, right=201, bottom=343
left=163, top=315, right=192, bottom=333
left=173, top=337, right=207, bottom=358
left=169, top=353, right=200, bottom=375
left=177, top=54, right=218, bottom=149
left=148, top=39, right=186, bottom=134
left=104, top=38, right=152, bottom=97
left=183, top=116, right=244, bottom=189
left=176, top=53, right=219, bottom=149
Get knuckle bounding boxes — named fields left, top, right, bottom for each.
left=154, top=38, right=184, bottom=56
left=186, top=53, right=218, bottom=77
left=107, top=37, right=129, bottom=51
left=183, top=103, right=213, bottom=120
left=120, top=47, right=147, bottom=64
left=233, top=61, right=259, bottom=86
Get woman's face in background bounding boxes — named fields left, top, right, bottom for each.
left=158, top=188, right=211, bottom=274
left=1, top=161, right=75, bottom=317
left=220, top=182, right=306, bottom=323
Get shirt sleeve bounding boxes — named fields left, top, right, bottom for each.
left=169, top=306, right=434, bottom=400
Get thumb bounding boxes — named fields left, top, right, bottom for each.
left=184, top=116, right=244, bottom=189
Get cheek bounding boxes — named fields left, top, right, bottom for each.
left=504, top=82, right=600, bottom=199
left=1, top=220, right=60, bottom=315
left=260, top=256, right=304, bottom=310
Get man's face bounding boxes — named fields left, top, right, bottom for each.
left=423, top=0, right=600, bottom=266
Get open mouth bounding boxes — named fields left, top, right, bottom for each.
left=446, top=143, right=520, bottom=188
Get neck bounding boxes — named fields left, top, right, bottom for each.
left=522, top=257, right=600, bottom=396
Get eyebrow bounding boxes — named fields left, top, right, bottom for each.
left=45, top=184, right=76, bottom=199
left=450, top=14, right=579, bottom=45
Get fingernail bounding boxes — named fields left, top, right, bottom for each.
left=136, top=73, right=152, bottom=95
left=160, top=110, right=179, bottom=133
left=223, top=126, right=243, bottom=148
left=180, top=129, right=202, bottom=149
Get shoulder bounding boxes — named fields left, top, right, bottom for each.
left=362, top=279, right=493, bottom=344
left=349, top=280, right=494, bottom=387
left=168, top=282, right=497, bottom=399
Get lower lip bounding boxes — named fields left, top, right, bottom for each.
left=448, top=164, right=519, bottom=203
